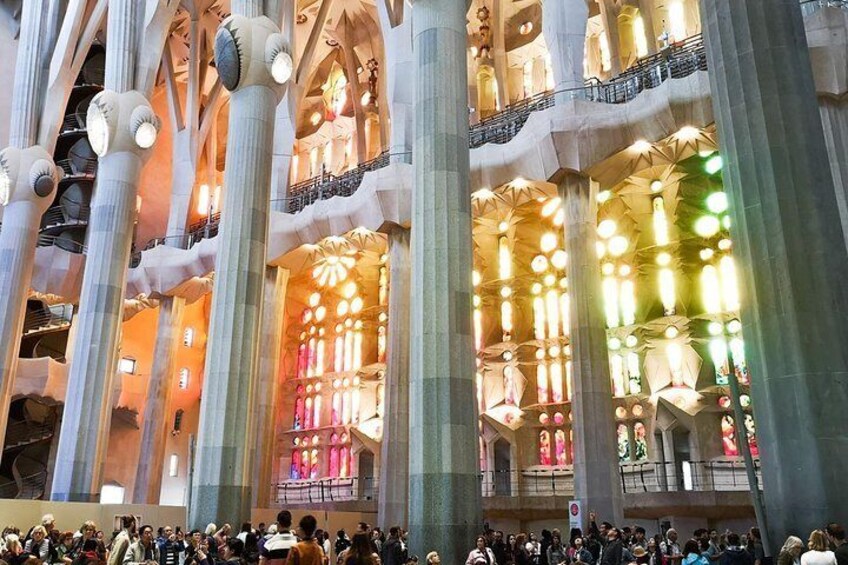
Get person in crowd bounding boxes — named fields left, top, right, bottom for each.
left=107, top=516, right=136, bottom=565
left=74, top=539, right=104, bottom=565
left=526, top=534, right=541, bottom=564
left=424, top=553, right=439, bottom=565
left=321, top=532, right=331, bottom=561
left=379, top=528, right=405, bottom=565
left=663, top=530, right=684, bottom=565
left=1, top=534, right=30, bottom=565
left=405, top=557, right=418, bottom=565
left=633, top=546, right=650, bottom=565
left=220, top=539, right=246, bottom=565
left=260, top=511, right=296, bottom=565
left=546, top=533, right=567, bottom=565
left=747, top=529, right=764, bottom=565
left=288, top=516, right=323, bottom=565
left=243, top=534, right=260, bottom=565
left=214, top=526, right=232, bottom=560
left=491, top=532, right=509, bottom=565
left=684, top=539, right=710, bottom=565
left=777, top=536, right=803, bottom=565
left=647, top=538, right=662, bottom=565
left=601, top=529, right=624, bottom=565
left=344, top=533, right=378, bottom=565
left=465, top=535, right=496, bottom=565
left=184, top=535, right=213, bottom=565
left=570, top=537, right=593, bottom=565
left=631, top=528, right=649, bottom=552
left=159, top=527, right=185, bottom=565
left=801, top=531, right=837, bottom=565
left=237, top=526, right=252, bottom=545
left=57, top=531, right=77, bottom=565
left=826, top=525, right=848, bottom=565
left=336, top=531, right=352, bottom=562
left=706, top=531, right=723, bottom=562
left=514, top=535, right=532, bottom=565
left=256, top=528, right=266, bottom=541
left=23, top=526, right=51, bottom=562
left=720, top=533, right=753, bottom=565
left=370, top=531, right=383, bottom=556
left=124, top=525, right=159, bottom=565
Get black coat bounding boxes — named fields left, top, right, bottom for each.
left=380, top=538, right=405, bottom=565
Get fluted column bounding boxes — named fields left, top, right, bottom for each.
left=559, top=173, right=623, bottom=526
left=132, top=297, right=186, bottom=504
left=52, top=0, right=160, bottom=501
left=189, top=9, right=287, bottom=527
left=377, top=227, right=411, bottom=529
left=0, top=0, right=59, bottom=458
left=819, top=100, right=848, bottom=252
left=408, top=1, right=481, bottom=562
left=377, top=6, right=414, bottom=164
left=701, top=0, right=848, bottom=542
left=542, top=0, right=590, bottom=103
left=251, top=266, right=289, bottom=507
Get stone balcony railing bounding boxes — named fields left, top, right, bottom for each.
left=274, top=459, right=760, bottom=506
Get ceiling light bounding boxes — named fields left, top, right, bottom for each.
left=271, top=51, right=293, bottom=84
left=134, top=122, right=158, bottom=149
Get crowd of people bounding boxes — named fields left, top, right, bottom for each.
left=1, top=512, right=847, bottom=565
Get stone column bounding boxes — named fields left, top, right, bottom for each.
left=189, top=7, right=287, bottom=527
left=408, top=1, right=482, bottom=562
left=377, top=4, right=414, bottom=164
left=377, top=227, right=411, bottom=530
left=132, top=296, right=186, bottom=504
left=819, top=100, right=848, bottom=252
left=0, top=0, right=59, bottom=458
left=251, top=266, right=289, bottom=508
left=542, top=0, right=590, bottom=103
left=52, top=0, right=160, bottom=501
left=701, top=0, right=848, bottom=542
left=559, top=173, right=624, bottom=526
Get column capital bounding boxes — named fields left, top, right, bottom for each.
left=0, top=145, right=59, bottom=212
left=215, top=15, right=291, bottom=97
left=85, top=90, right=161, bottom=158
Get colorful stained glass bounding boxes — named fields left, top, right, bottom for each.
left=617, top=424, right=630, bottom=461
left=539, top=430, right=552, bottom=466
left=555, top=429, right=568, bottom=466
left=721, top=415, right=738, bottom=457
left=634, top=422, right=648, bottom=461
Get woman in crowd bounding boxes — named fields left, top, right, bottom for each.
left=513, top=534, right=532, bottom=565
left=777, top=536, right=803, bottom=565
left=547, top=533, right=568, bottom=565
left=801, top=531, right=837, bottom=565
left=56, top=531, right=76, bottom=564
left=465, top=536, right=496, bottom=565
left=683, top=540, right=710, bottom=565
left=23, top=526, right=51, bottom=562
left=344, top=533, right=378, bottom=565
left=570, top=537, right=593, bottom=565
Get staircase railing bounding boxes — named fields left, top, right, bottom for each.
left=22, top=303, right=74, bottom=336
left=3, top=418, right=55, bottom=451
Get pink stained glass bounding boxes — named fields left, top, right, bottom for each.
left=340, top=447, right=350, bottom=477
left=550, top=362, right=564, bottom=403
left=745, top=414, right=759, bottom=457
left=537, top=365, right=549, bottom=404
left=555, top=429, right=567, bottom=466
left=331, top=392, right=341, bottom=426
left=291, top=450, right=301, bottom=479
left=297, top=344, right=308, bottom=378
left=721, top=415, right=738, bottom=457
left=329, top=448, right=340, bottom=477
left=313, top=395, right=322, bottom=428
left=293, top=397, right=304, bottom=430
left=304, top=397, right=313, bottom=429
left=307, top=338, right=316, bottom=378
left=310, top=449, right=319, bottom=479
left=301, top=449, right=309, bottom=478
left=539, top=430, right=552, bottom=466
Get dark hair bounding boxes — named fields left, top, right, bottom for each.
left=300, top=516, right=317, bottom=538
left=82, top=539, right=99, bottom=552
left=727, top=534, right=741, bottom=547
left=277, top=511, right=292, bottom=529
left=636, top=527, right=646, bottom=536
left=694, top=530, right=707, bottom=539
left=390, top=527, right=401, bottom=538
left=750, top=529, right=761, bottom=541
left=121, top=516, right=135, bottom=530
left=140, top=525, right=154, bottom=536
left=602, top=522, right=614, bottom=530
left=684, top=540, right=700, bottom=556
left=227, top=539, right=244, bottom=557
left=828, top=524, right=846, bottom=541
left=357, top=522, right=369, bottom=532
left=240, top=523, right=251, bottom=533
left=190, top=530, right=200, bottom=537
left=347, top=534, right=373, bottom=564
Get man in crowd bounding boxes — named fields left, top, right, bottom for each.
left=827, top=524, right=848, bottom=565
left=259, top=511, right=296, bottom=565
left=381, top=527, right=406, bottom=565
left=125, top=525, right=160, bottom=565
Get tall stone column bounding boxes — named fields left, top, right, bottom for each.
left=188, top=5, right=289, bottom=527
left=377, top=3, right=414, bottom=164
left=377, top=227, right=411, bottom=529
left=542, top=0, right=589, bottom=103
left=819, top=100, right=848, bottom=252
left=0, top=0, right=59, bottom=458
left=132, top=296, right=186, bottom=504
left=559, top=173, right=623, bottom=526
left=251, top=266, right=289, bottom=508
left=52, top=0, right=161, bottom=502
left=408, top=1, right=481, bottom=562
left=701, top=0, right=848, bottom=542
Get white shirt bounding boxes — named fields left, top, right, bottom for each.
left=801, top=550, right=837, bottom=565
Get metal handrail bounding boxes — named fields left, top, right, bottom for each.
left=22, top=303, right=73, bottom=336
left=41, top=205, right=91, bottom=230
left=61, top=113, right=86, bottom=134
left=0, top=470, right=49, bottom=500
left=36, top=233, right=87, bottom=254
left=619, top=459, right=763, bottom=493
left=55, top=157, right=97, bottom=178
